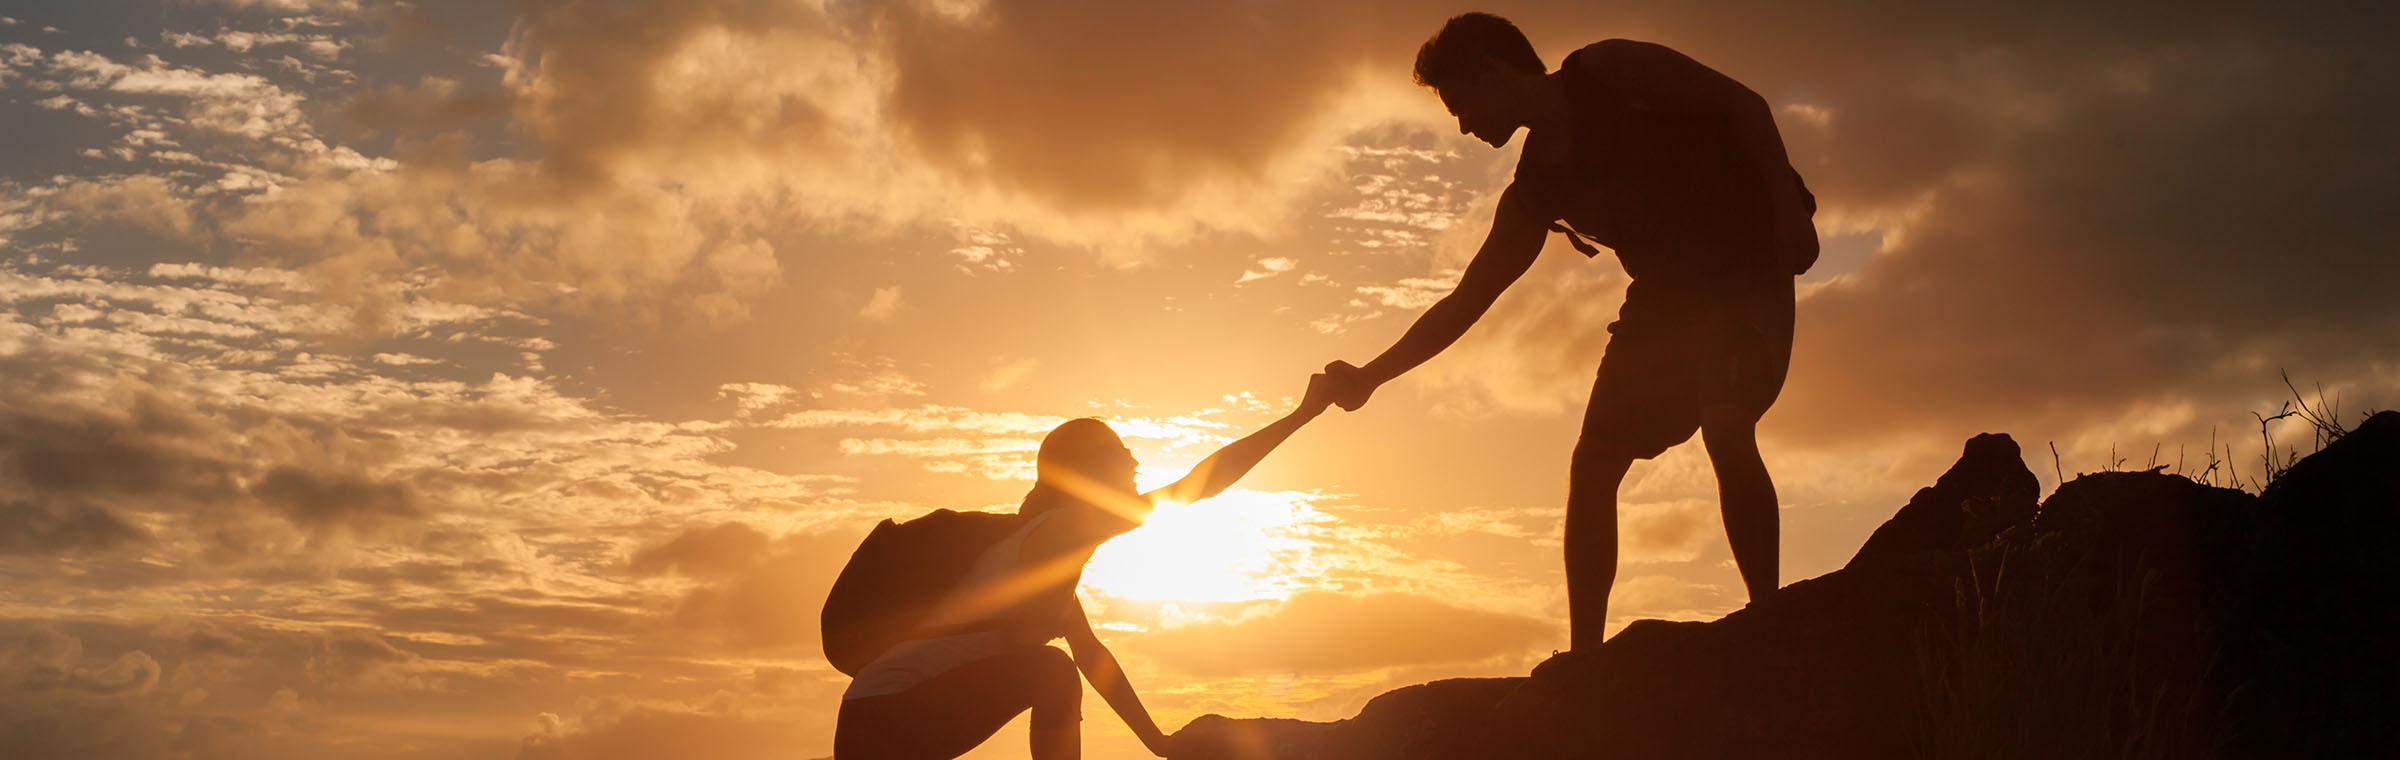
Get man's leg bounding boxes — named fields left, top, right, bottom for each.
left=1566, top=439, right=1635, bottom=651
left=1700, top=411, right=1778, bottom=601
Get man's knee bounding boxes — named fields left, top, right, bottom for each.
left=1568, top=439, right=1636, bottom=500
left=1698, top=408, right=1762, bottom=455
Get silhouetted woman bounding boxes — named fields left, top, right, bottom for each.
left=834, top=376, right=1333, bottom=759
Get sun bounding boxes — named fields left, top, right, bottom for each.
left=1080, top=489, right=1321, bottom=604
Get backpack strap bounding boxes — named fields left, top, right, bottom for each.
left=1549, top=221, right=1605, bottom=257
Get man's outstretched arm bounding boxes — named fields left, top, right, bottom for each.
left=1329, top=188, right=1549, bottom=409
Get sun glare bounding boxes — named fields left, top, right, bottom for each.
left=1082, top=490, right=1322, bottom=603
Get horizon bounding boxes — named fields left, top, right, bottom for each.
left=1, top=1, right=2395, bottom=759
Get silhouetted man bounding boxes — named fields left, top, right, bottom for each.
left=1323, top=13, right=1816, bottom=651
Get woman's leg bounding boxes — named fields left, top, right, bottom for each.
left=835, top=644, right=1082, bottom=760
left=1023, top=645, right=1083, bottom=760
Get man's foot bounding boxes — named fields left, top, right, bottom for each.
left=1529, top=648, right=1586, bottom=681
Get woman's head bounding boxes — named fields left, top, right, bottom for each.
left=1022, top=418, right=1145, bottom=531
left=1037, top=418, right=1136, bottom=489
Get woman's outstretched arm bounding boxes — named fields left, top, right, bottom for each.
left=1063, top=596, right=1170, bottom=757
left=1143, top=374, right=1334, bottom=506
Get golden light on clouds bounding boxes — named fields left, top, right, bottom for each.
left=1, top=1, right=2393, bottom=758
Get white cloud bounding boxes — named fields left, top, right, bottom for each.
left=947, top=224, right=1020, bottom=273
left=1235, top=256, right=1297, bottom=284
left=717, top=382, right=798, bottom=417
left=8, top=45, right=311, bottom=144
left=163, top=28, right=347, bottom=60
left=857, top=285, right=901, bottom=323
left=1351, top=270, right=1458, bottom=310
left=763, top=399, right=1250, bottom=481
left=177, top=0, right=362, bottom=16
left=763, top=405, right=1060, bottom=436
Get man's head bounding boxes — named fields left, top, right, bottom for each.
left=1414, top=12, right=1546, bottom=147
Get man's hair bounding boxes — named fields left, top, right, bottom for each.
left=1412, top=12, right=1545, bottom=90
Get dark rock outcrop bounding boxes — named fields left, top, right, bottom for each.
left=1847, top=432, right=2039, bottom=568
left=1171, top=412, right=2400, bottom=759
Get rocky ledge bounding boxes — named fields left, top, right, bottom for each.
left=1172, top=411, right=2400, bottom=759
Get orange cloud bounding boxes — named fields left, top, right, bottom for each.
left=481, top=0, right=1481, bottom=254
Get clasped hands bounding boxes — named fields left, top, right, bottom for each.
left=1317, top=360, right=1375, bottom=412
left=1293, top=361, right=1375, bottom=417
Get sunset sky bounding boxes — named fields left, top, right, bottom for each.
left=1, top=1, right=2394, bottom=758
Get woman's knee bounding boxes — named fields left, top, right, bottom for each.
left=1025, top=645, right=1082, bottom=735
left=1029, top=645, right=1080, bottom=704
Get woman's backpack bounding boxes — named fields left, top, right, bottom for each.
left=819, top=509, right=1027, bottom=675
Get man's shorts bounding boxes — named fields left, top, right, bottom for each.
left=1580, top=273, right=1794, bottom=460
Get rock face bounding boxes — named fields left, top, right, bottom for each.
left=1170, top=412, right=2400, bottom=759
